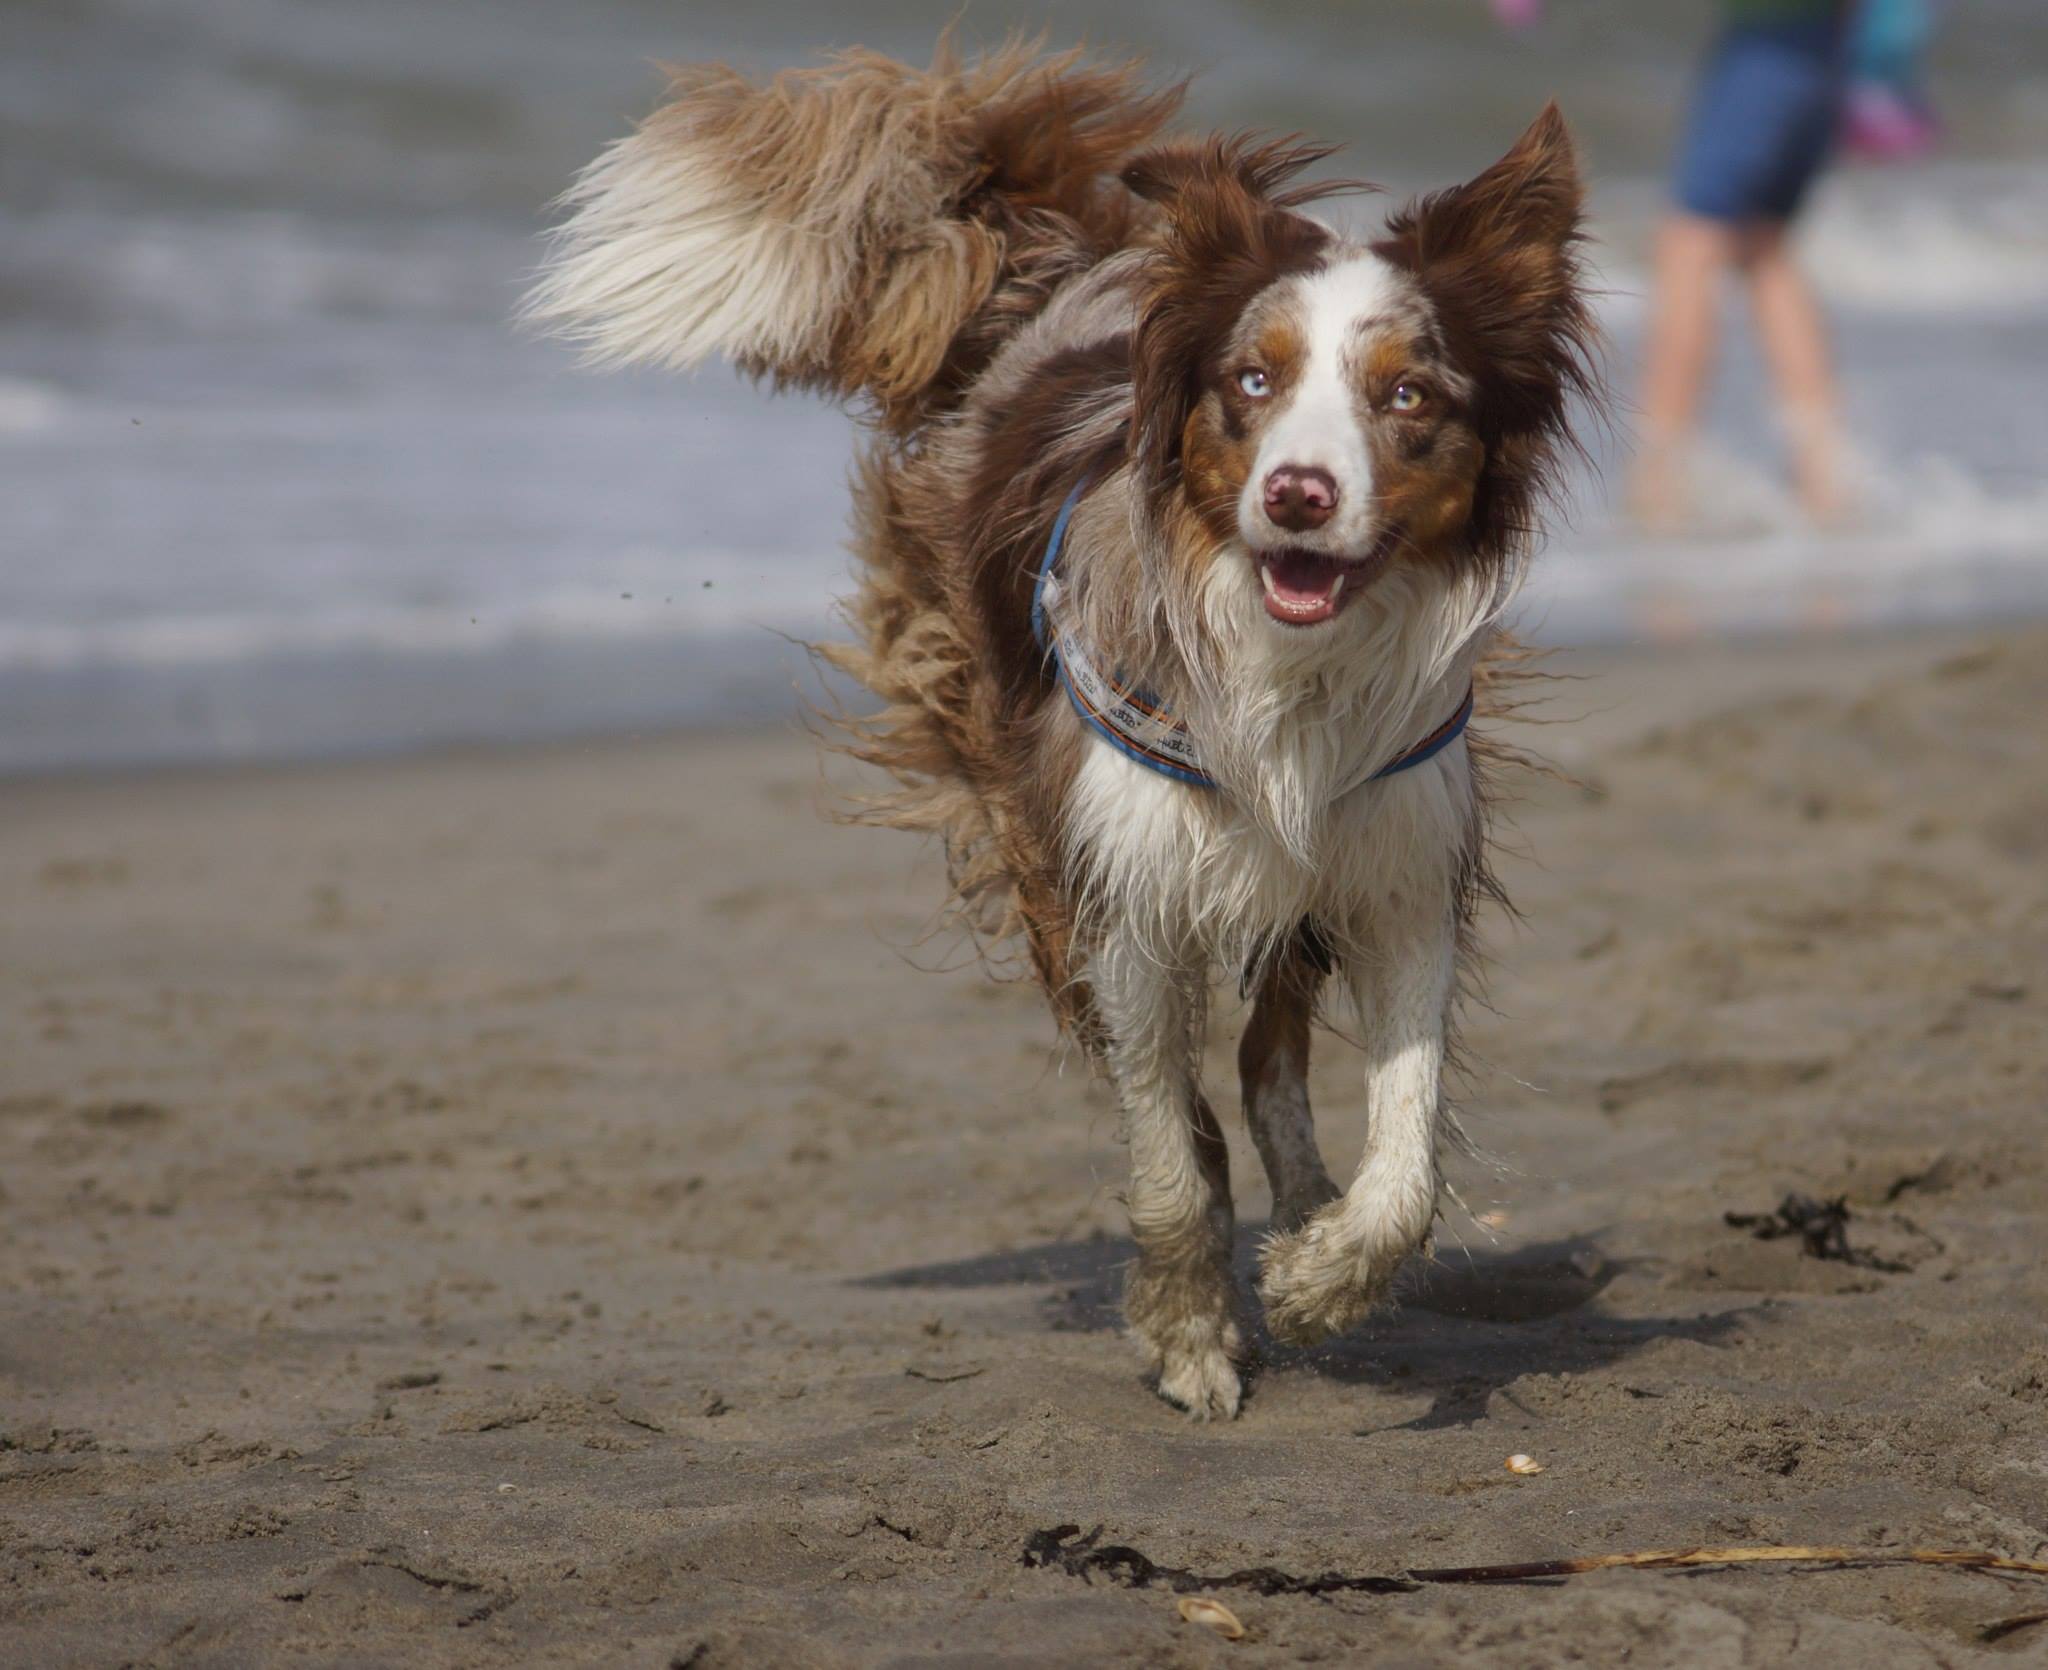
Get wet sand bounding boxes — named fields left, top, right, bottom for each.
left=3, top=628, right=2046, bottom=1667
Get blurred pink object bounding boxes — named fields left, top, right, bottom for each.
left=1842, top=84, right=1939, bottom=162
left=1491, top=0, right=1545, bottom=27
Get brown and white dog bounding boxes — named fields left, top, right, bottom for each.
left=532, top=42, right=1596, bottom=1418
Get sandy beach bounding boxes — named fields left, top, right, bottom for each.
left=4, top=626, right=2046, bottom=1667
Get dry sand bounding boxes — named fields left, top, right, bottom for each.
left=3, top=628, right=2046, bottom=1667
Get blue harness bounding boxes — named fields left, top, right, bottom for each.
left=1030, top=477, right=1475, bottom=791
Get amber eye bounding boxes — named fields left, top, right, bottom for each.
left=1390, top=382, right=1428, bottom=414
left=1237, top=367, right=1272, bottom=399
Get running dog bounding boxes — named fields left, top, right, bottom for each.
left=531, top=41, right=1595, bottom=1418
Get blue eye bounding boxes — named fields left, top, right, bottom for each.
left=1390, top=382, right=1427, bottom=413
left=1237, top=368, right=1271, bottom=398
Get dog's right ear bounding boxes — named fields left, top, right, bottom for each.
left=1122, top=138, right=1343, bottom=508
left=1118, top=143, right=1209, bottom=209
left=1121, top=136, right=1343, bottom=214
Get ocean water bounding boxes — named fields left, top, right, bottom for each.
left=4, top=0, right=2045, bottom=771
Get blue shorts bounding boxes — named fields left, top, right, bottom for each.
left=1674, top=22, right=1846, bottom=223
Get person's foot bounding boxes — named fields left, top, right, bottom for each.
left=1786, top=407, right=1851, bottom=528
left=1799, top=480, right=1851, bottom=530
left=1629, top=436, right=1692, bottom=534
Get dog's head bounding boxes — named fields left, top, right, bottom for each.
left=1124, top=108, right=1593, bottom=635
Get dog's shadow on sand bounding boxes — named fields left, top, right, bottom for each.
left=857, top=1229, right=1744, bottom=1428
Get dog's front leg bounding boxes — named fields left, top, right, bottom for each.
left=1240, top=931, right=1342, bottom=1233
left=1256, top=892, right=1454, bottom=1345
left=1092, top=925, right=1246, bottom=1419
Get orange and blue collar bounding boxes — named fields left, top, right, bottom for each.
left=1030, top=477, right=1474, bottom=792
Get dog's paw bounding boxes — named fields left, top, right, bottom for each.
left=1127, top=1263, right=1247, bottom=1421
left=1150, top=1317, right=1247, bottom=1421
left=1257, top=1200, right=1425, bottom=1346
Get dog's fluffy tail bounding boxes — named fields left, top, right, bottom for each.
left=525, top=39, right=1179, bottom=428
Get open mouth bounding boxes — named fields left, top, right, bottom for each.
left=1253, top=540, right=1392, bottom=627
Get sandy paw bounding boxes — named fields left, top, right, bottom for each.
left=1153, top=1333, right=1245, bottom=1421
left=1258, top=1207, right=1421, bottom=1346
left=1128, top=1264, right=1247, bottom=1421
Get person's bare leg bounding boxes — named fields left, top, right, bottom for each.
left=1741, top=222, right=1846, bottom=522
left=1634, top=213, right=1738, bottom=529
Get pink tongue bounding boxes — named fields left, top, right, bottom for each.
left=1268, top=550, right=1340, bottom=601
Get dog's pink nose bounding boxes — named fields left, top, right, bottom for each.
left=1262, top=465, right=1337, bottom=532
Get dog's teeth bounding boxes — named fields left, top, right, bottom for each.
left=1260, top=563, right=1280, bottom=599
left=1328, top=573, right=1345, bottom=604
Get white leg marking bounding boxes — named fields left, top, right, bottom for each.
left=1258, top=900, right=1454, bottom=1344
left=1092, top=924, right=1245, bottom=1420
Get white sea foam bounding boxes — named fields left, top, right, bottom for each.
left=0, top=571, right=841, bottom=674
left=6, top=0, right=2045, bottom=766
left=1587, top=165, right=2048, bottom=325
left=0, top=379, right=68, bottom=434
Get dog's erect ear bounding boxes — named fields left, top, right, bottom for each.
left=1431, top=102, right=1582, bottom=247
left=1123, top=137, right=1342, bottom=507
left=1375, top=104, right=1587, bottom=408
left=1374, top=105, right=1598, bottom=554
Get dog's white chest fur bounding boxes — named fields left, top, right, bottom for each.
left=1060, top=544, right=1494, bottom=972
left=1066, top=722, right=1474, bottom=971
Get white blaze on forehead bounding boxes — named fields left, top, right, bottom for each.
left=1241, top=252, right=1412, bottom=554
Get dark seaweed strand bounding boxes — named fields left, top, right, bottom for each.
left=1023, top=1526, right=2048, bottom=1600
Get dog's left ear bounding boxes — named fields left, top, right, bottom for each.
left=1376, top=103, right=1586, bottom=411
left=1375, top=105, right=1597, bottom=545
